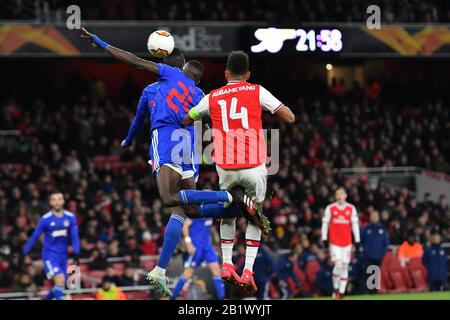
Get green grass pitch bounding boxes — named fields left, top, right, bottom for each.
left=300, top=291, right=450, bottom=300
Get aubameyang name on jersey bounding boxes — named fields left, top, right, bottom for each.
left=212, top=85, right=256, bottom=97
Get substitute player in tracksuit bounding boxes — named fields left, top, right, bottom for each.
left=23, top=192, right=80, bottom=300
left=171, top=218, right=225, bottom=300
left=321, top=187, right=360, bottom=299
left=422, top=231, right=448, bottom=291
left=361, top=210, right=389, bottom=293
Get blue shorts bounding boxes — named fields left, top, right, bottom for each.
left=149, top=126, right=200, bottom=180
left=42, top=251, right=68, bottom=279
left=185, top=243, right=219, bottom=269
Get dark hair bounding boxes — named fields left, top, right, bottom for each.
left=162, top=48, right=185, bottom=69
left=185, top=60, right=204, bottom=83
left=226, top=50, right=249, bottom=75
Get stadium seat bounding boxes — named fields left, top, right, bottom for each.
left=70, top=293, right=96, bottom=300
left=386, top=255, right=410, bottom=293
left=304, top=260, right=321, bottom=291
left=293, top=262, right=312, bottom=293
left=125, top=291, right=150, bottom=300
left=407, top=259, right=428, bottom=292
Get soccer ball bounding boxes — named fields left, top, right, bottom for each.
left=147, top=30, right=175, bottom=58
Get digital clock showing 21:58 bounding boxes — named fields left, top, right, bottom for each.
left=250, top=27, right=343, bottom=54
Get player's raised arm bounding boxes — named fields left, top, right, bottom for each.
left=182, top=94, right=211, bottom=126
left=259, top=86, right=295, bottom=123
left=80, top=27, right=159, bottom=74
left=122, top=88, right=150, bottom=149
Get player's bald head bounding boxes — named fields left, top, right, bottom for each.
left=162, top=48, right=185, bottom=69
left=183, top=60, right=203, bottom=84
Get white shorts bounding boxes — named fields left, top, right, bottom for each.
left=216, top=163, right=267, bottom=206
left=330, top=244, right=352, bottom=264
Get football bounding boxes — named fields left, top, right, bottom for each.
left=147, top=30, right=175, bottom=58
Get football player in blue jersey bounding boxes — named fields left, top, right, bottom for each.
left=171, top=217, right=225, bottom=300
left=80, top=28, right=264, bottom=296
left=23, top=192, right=80, bottom=300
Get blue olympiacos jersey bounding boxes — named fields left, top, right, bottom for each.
left=190, top=218, right=213, bottom=246
left=23, top=210, right=80, bottom=255
left=123, top=83, right=158, bottom=146
left=152, top=63, right=204, bottom=130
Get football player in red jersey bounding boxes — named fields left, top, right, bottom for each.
left=321, top=187, right=361, bottom=299
left=183, top=51, right=295, bottom=294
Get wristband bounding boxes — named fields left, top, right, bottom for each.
left=188, top=107, right=201, bottom=120
left=184, top=236, right=192, bottom=244
left=92, top=34, right=109, bottom=50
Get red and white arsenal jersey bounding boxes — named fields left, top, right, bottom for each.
left=194, top=81, right=282, bottom=169
left=322, top=202, right=359, bottom=246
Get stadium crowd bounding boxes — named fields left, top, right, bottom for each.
left=2, top=0, right=449, bottom=23
left=0, top=66, right=449, bottom=297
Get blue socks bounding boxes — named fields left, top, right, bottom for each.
left=53, top=285, right=64, bottom=300
left=199, top=203, right=242, bottom=219
left=179, top=190, right=230, bottom=205
left=213, top=276, right=225, bottom=300
left=43, top=289, right=54, bottom=300
left=157, top=214, right=185, bottom=269
left=171, top=276, right=187, bottom=300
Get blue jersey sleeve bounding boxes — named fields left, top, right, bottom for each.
left=23, top=218, right=46, bottom=254
left=157, top=63, right=179, bottom=80
left=70, top=216, right=80, bottom=255
left=123, top=85, right=154, bottom=145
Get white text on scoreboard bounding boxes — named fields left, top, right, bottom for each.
left=251, top=28, right=343, bottom=53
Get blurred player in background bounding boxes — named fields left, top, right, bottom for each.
left=80, top=29, right=256, bottom=296
left=22, top=192, right=80, bottom=300
left=183, top=50, right=295, bottom=294
left=171, top=217, right=225, bottom=300
left=321, top=187, right=360, bottom=299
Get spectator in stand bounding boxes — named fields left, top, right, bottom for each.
left=398, top=232, right=424, bottom=266
left=95, top=277, right=127, bottom=300
left=119, top=267, right=137, bottom=287
left=422, top=231, right=448, bottom=291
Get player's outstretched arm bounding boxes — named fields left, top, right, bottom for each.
left=274, top=105, right=295, bottom=123
left=80, top=27, right=159, bottom=74
left=182, top=94, right=210, bottom=126
left=22, top=219, right=45, bottom=254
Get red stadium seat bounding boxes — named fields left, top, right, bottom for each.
left=293, top=263, right=312, bottom=293
left=125, top=291, right=150, bottom=300
left=386, top=255, right=410, bottom=292
left=305, top=260, right=321, bottom=291
left=70, top=293, right=96, bottom=300
left=407, top=259, right=428, bottom=292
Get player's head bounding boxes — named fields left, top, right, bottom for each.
left=225, top=50, right=250, bottom=81
left=49, top=191, right=65, bottom=212
left=335, top=187, right=347, bottom=204
left=162, top=48, right=185, bottom=69
left=183, top=60, right=203, bottom=84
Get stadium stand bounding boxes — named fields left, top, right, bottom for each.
left=1, top=0, right=449, bottom=23
left=0, top=63, right=449, bottom=298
